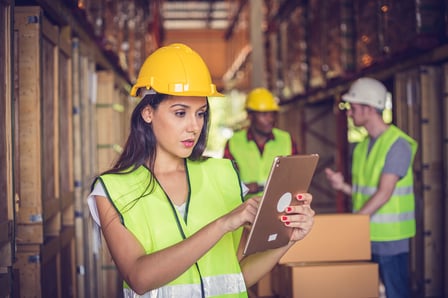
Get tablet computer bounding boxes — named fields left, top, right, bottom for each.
left=243, top=154, right=319, bottom=255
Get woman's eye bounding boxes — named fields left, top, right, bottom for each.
left=197, top=110, right=207, bottom=118
left=175, top=110, right=186, bottom=117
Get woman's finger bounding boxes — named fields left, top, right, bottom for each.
left=294, top=192, right=313, bottom=205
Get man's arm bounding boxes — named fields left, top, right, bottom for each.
left=324, top=168, right=352, bottom=196
left=358, top=137, right=412, bottom=215
left=357, top=173, right=399, bottom=215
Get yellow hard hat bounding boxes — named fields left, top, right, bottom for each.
left=245, top=87, right=279, bottom=111
left=130, top=43, right=223, bottom=97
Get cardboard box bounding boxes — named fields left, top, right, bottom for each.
left=272, top=262, right=379, bottom=298
left=280, top=214, right=371, bottom=263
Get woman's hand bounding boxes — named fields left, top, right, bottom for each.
left=218, top=197, right=261, bottom=233
left=280, top=193, right=315, bottom=242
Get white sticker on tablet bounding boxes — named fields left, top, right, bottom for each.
left=277, top=192, right=292, bottom=212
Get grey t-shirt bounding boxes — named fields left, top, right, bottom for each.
left=368, top=137, right=413, bottom=255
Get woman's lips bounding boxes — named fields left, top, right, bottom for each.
left=182, top=139, right=195, bottom=148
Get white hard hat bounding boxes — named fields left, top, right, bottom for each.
left=342, top=77, right=387, bottom=110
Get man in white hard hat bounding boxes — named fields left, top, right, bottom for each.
left=325, top=77, right=418, bottom=298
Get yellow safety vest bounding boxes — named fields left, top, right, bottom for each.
left=99, top=158, right=247, bottom=297
left=352, top=125, right=417, bottom=241
left=228, top=128, right=292, bottom=198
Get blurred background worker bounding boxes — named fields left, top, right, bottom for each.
left=223, top=87, right=299, bottom=198
left=325, top=77, right=418, bottom=298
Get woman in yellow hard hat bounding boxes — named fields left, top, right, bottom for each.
left=224, top=87, right=299, bottom=199
left=87, top=43, right=315, bottom=297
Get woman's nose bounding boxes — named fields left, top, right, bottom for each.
left=187, top=116, right=201, bottom=134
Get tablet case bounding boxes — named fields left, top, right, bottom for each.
left=243, top=154, right=319, bottom=255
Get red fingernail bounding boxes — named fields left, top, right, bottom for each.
left=286, top=207, right=292, bottom=212
left=285, top=222, right=291, bottom=226
left=281, top=216, right=288, bottom=221
left=296, top=194, right=303, bottom=200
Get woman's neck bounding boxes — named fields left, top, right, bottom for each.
left=153, top=154, right=185, bottom=175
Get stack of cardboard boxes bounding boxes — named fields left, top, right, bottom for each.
left=251, top=214, right=379, bottom=298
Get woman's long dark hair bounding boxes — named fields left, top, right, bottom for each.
left=97, top=92, right=210, bottom=212
left=102, top=92, right=210, bottom=177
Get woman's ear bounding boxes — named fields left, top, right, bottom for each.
left=141, top=106, right=153, bottom=124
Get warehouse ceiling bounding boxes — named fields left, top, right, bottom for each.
left=161, top=0, right=230, bottom=30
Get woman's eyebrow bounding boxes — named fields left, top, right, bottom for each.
left=169, top=103, right=208, bottom=109
left=169, top=103, right=189, bottom=108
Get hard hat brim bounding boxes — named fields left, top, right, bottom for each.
left=130, top=85, right=224, bottom=98
left=342, top=92, right=384, bottom=110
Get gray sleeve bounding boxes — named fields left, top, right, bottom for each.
left=383, top=137, right=412, bottom=178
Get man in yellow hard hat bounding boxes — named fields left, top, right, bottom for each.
left=223, top=87, right=299, bottom=198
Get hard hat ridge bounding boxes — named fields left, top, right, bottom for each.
left=245, top=87, right=280, bottom=112
left=130, top=43, right=223, bottom=97
left=342, top=77, right=387, bottom=110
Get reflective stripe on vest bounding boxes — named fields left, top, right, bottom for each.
left=353, top=184, right=415, bottom=224
left=352, top=125, right=417, bottom=241
left=353, top=184, right=414, bottom=197
left=370, top=211, right=415, bottom=224
left=228, top=128, right=292, bottom=198
left=123, top=273, right=246, bottom=298
left=100, top=158, right=247, bottom=297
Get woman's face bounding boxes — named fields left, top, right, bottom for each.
left=142, top=96, right=208, bottom=159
